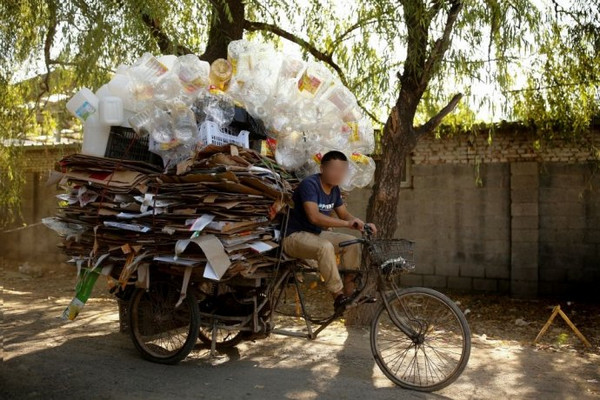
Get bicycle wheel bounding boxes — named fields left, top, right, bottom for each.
left=129, top=280, right=200, bottom=364
left=370, top=287, right=470, bottom=392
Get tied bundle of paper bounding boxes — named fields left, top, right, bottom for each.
left=44, top=144, right=293, bottom=291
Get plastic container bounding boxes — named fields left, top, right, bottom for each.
left=107, top=73, right=135, bottom=111
left=297, top=62, right=334, bottom=98
left=98, top=96, right=124, bottom=125
left=227, top=40, right=251, bottom=74
left=176, top=55, right=210, bottom=95
left=66, top=88, right=99, bottom=122
left=95, top=84, right=111, bottom=99
left=209, top=58, right=233, bottom=91
left=199, top=121, right=249, bottom=148
left=81, top=114, right=110, bottom=157
left=171, top=102, right=197, bottom=142
left=62, top=268, right=100, bottom=320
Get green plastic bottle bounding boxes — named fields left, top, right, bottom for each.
left=62, top=268, right=101, bottom=320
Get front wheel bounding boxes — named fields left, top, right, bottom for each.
left=129, top=280, right=200, bottom=364
left=370, top=287, right=471, bottom=392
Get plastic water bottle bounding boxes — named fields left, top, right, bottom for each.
left=297, top=62, right=334, bottom=99
left=274, top=131, right=307, bottom=170
left=171, top=102, right=197, bottom=143
left=150, top=105, right=174, bottom=145
left=175, top=54, right=210, bottom=95
left=62, top=268, right=101, bottom=320
left=227, top=39, right=251, bottom=74
left=348, top=152, right=376, bottom=188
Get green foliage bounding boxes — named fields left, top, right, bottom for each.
left=1, top=0, right=599, bottom=228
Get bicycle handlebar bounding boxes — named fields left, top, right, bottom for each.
left=339, top=222, right=374, bottom=248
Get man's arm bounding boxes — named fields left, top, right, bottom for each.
left=335, top=204, right=379, bottom=234
left=303, top=202, right=355, bottom=229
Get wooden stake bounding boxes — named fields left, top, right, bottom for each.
left=533, top=305, right=592, bottom=348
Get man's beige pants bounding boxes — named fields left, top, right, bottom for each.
left=282, top=230, right=361, bottom=293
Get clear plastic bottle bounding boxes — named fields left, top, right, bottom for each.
left=150, top=104, right=174, bottom=145
left=274, top=131, right=307, bottom=171
left=227, top=39, right=251, bottom=75
left=348, top=152, right=376, bottom=189
left=175, top=55, right=210, bottom=96
left=170, top=101, right=197, bottom=143
left=297, top=61, right=334, bottom=99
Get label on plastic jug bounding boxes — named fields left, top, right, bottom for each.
left=298, top=72, right=322, bottom=95
left=351, top=153, right=369, bottom=165
left=343, top=122, right=360, bottom=142
left=75, top=101, right=97, bottom=121
left=181, top=77, right=206, bottom=93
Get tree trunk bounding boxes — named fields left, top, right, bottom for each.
left=200, top=0, right=245, bottom=63
left=344, top=107, right=417, bottom=325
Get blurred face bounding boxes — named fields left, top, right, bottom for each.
left=320, top=159, right=349, bottom=186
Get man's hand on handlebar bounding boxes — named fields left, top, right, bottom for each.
left=348, top=218, right=378, bottom=235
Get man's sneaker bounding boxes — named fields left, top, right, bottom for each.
left=334, top=294, right=352, bottom=312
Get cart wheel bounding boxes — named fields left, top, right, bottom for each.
left=198, top=325, right=244, bottom=348
left=129, top=280, right=200, bottom=364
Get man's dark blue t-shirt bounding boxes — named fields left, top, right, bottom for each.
left=285, top=173, right=344, bottom=236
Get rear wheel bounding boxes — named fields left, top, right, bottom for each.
left=129, top=280, right=199, bottom=364
left=370, top=287, right=470, bottom=392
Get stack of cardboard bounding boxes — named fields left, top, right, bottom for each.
left=47, top=144, right=293, bottom=287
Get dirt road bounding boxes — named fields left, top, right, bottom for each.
left=2, top=264, right=599, bottom=400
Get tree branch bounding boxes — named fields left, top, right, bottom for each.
left=245, top=19, right=383, bottom=124
left=140, top=14, right=193, bottom=55
left=39, top=0, right=57, bottom=109
left=422, top=0, right=463, bottom=85
left=48, top=59, right=114, bottom=73
left=416, top=93, right=463, bottom=136
left=245, top=20, right=344, bottom=79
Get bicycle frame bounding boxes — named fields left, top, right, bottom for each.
left=197, top=228, right=422, bottom=355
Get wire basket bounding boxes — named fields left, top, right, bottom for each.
left=199, top=121, right=250, bottom=148
left=104, top=126, right=163, bottom=167
left=368, top=239, right=415, bottom=275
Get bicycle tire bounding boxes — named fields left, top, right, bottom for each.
left=370, top=287, right=471, bottom=392
left=129, top=280, right=200, bottom=364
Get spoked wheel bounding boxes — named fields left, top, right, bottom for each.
left=198, top=324, right=244, bottom=348
left=129, top=280, right=200, bottom=364
left=370, top=287, right=471, bottom=392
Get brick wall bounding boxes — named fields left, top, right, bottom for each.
left=346, top=128, right=600, bottom=298
left=4, top=130, right=600, bottom=298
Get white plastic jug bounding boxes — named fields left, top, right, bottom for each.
left=66, top=88, right=99, bottom=122
left=107, top=73, right=135, bottom=111
left=99, top=96, right=124, bottom=125
left=95, top=84, right=111, bottom=99
left=81, top=114, right=111, bottom=157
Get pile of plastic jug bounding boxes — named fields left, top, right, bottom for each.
left=66, top=40, right=376, bottom=191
